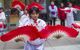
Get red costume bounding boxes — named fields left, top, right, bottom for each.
left=58, top=7, right=66, bottom=20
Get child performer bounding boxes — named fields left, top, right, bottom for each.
left=18, top=2, right=47, bottom=50
left=64, top=2, right=77, bottom=27
left=0, top=3, right=6, bottom=35
left=48, top=1, right=58, bottom=25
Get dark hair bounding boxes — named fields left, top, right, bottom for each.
left=11, top=8, right=19, bottom=15
left=28, top=7, right=40, bottom=15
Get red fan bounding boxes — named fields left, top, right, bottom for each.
left=67, top=2, right=80, bottom=10
left=73, top=5, right=80, bottom=10
left=1, top=25, right=79, bottom=42
left=72, top=23, right=80, bottom=28
left=39, top=25, right=79, bottom=39
left=11, top=0, right=25, bottom=10
left=67, top=2, right=71, bottom=5
left=27, top=2, right=44, bottom=11
left=1, top=26, right=39, bottom=42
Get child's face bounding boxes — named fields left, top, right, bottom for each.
left=61, top=3, right=64, bottom=7
left=24, top=10, right=28, bottom=14
left=51, top=1, right=54, bottom=5
left=30, top=11, right=39, bottom=20
left=68, top=3, right=72, bottom=7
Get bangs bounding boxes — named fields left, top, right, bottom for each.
left=11, top=8, right=19, bottom=15
left=28, top=7, right=40, bottom=14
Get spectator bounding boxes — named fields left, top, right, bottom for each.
left=48, top=1, right=58, bottom=25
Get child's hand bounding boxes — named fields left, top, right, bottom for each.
left=15, top=37, right=24, bottom=42
left=53, top=34, right=63, bottom=39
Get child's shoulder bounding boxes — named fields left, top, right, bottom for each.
left=38, top=19, right=46, bottom=23
left=38, top=19, right=45, bottom=22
